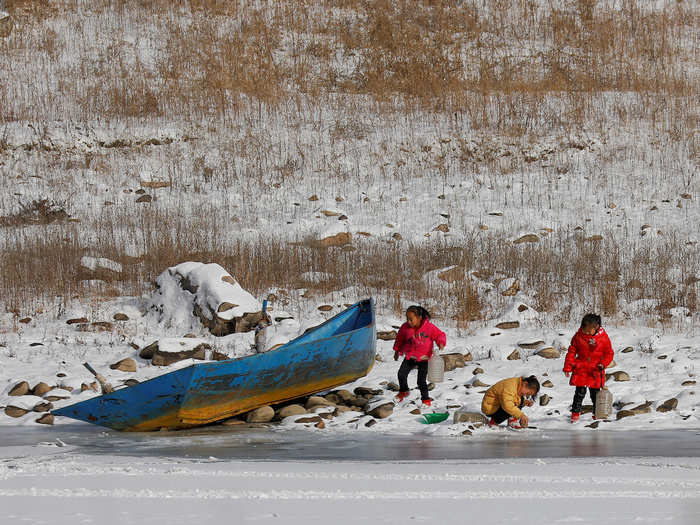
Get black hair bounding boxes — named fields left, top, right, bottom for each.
left=581, top=313, right=602, bottom=329
left=406, top=305, right=431, bottom=320
left=523, top=375, right=540, bottom=396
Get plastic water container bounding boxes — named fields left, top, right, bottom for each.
left=595, top=386, right=613, bottom=419
left=427, top=350, right=445, bottom=383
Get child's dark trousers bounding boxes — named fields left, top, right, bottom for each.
left=398, top=358, right=429, bottom=401
left=487, top=399, right=524, bottom=424
left=572, top=386, right=599, bottom=413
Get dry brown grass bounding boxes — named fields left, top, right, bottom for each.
left=1, top=215, right=697, bottom=326
left=0, top=0, right=696, bottom=124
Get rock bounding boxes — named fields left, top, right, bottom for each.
left=472, top=379, right=491, bottom=387
left=277, top=404, right=307, bottom=419
left=392, top=232, right=402, bottom=240
left=67, top=317, right=89, bottom=325
left=473, top=367, right=484, bottom=375
left=385, top=382, right=399, bottom=391
left=315, top=420, right=326, bottom=429
left=463, top=352, right=472, bottom=362
left=496, top=321, right=520, bottom=330
left=110, top=358, right=137, bottom=372
left=19, top=317, right=31, bottom=324
left=536, top=347, right=561, bottom=359
left=135, top=194, right=152, bottom=203
left=428, top=382, right=435, bottom=391
left=656, top=398, right=678, bottom=413
left=365, top=418, right=377, bottom=428
left=33, top=402, right=53, bottom=412
left=123, top=379, right=140, bottom=387
left=621, top=346, right=634, bottom=353
left=9, top=381, right=30, bottom=396
left=305, top=396, right=335, bottom=410
left=453, top=412, right=488, bottom=424
left=113, top=313, right=129, bottom=321
left=139, top=341, right=159, bottom=359
left=151, top=343, right=209, bottom=366
left=539, top=394, right=551, bottom=406
left=31, top=382, right=52, bottom=396
left=616, top=409, right=635, bottom=420
left=367, top=403, right=394, bottom=419
left=500, top=279, right=520, bottom=296
left=433, top=224, right=449, bottom=233
left=354, top=387, right=382, bottom=397
left=612, top=371, right=630, bottom=382
left=308, top=194, right=319, bottom=201
left=518, top=339, right=545, bottom=350
left=657, top=355, right=668, bottom=360
left=317, top=305, right=333, bottom=312
left=36, top=413, right=54, bottom=425
left=462, top=429, right=472, bottom=436
left=348, top=397, right=369, bottom=409
left=514, top=234, right=539, bottom=244
left=319, top=232, right=351, bottom=247
left=586, top=421, right=600, bottom=429
left=324, top=393, right=341, bottom=404
left=442, top=353, right=466, bottom=371
left=246, top=405, right=275, bottom=423
left=221, top=418, right=246, bottom=426
left=507, top=349, right=520, bottom=360
left=321, top=209, right=341, bottom=217
left=4, top=406, right=28, bottom=418
left=377, top=330, right=397, bottom=340
left=211, top=351, right=230, bottom=361
left=542, top=380, right=554, bottom=388
left=295, top=415, right=322, bottom=425
left=335, top=389, right=355, bottom=403
left=409, top=408, right=422, bottom=415
left=682, top=380, right=696, bottom=386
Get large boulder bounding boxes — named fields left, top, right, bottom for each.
left=151, top=262, right=264, bottom=336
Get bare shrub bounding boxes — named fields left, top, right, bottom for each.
left=0, top=199, right=70, bottom=227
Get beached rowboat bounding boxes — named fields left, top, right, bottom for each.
left=54, top=299, right=376, bottom=431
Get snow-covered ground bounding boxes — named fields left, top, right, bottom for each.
left=1, top=442, right=699, bottom=525
left=1, top=283, right=698, bottom=433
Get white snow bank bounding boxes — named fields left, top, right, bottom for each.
left=80, top=256, right=122, bottom=273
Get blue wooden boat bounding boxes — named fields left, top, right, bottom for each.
left=54, top=299, right=376, bottom=431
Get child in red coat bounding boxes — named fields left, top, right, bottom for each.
left=393, top=306, right=446, bottom=407
left=563, top=313, right=614, bottom=423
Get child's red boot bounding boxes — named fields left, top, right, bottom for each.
left=507, top=417, right=522, bottom=429
left=421, top=399, right=431, bottom=407
left=395, top=391, right=409, bottom=403
left=488, top=418, right=498, bottom=428
left=571, top=412, right=580, bottom=423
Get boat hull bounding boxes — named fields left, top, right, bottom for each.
left=54, top=299, right=376, bottom=431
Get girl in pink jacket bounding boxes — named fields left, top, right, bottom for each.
left=393, top=306, right=446, bottom=406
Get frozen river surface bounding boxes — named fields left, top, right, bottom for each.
left=3, top=424, right=700, bottom=460
left=2, top=425, right=699, bottom=525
